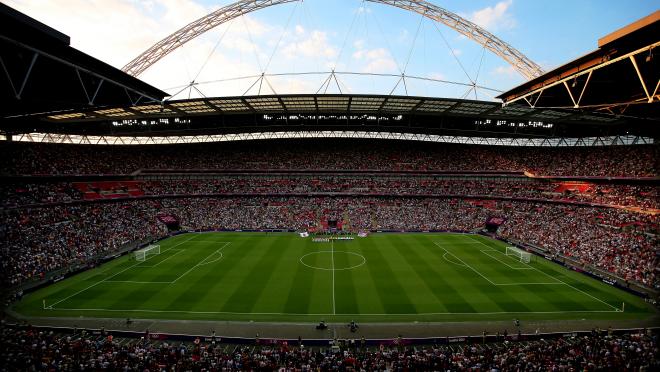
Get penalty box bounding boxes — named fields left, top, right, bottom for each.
left=436, top=241, right=563, bottom=286
left=109, top=241, right=230, bottom=284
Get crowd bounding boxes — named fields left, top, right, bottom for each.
left=0, top=324, right=657, bottom=370
left=0, top=182, right=80, bottom=207
left=0, top=203, right=168, bottom=286
left=2, top=177, right=658, bottom=210
left=1, top=196, right=657, bottom=288
left=1, top=140, right=657, bottom=177
left=498, top=204, right=658, bottom=286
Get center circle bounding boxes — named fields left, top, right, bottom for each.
left=299, top=250, right=366, bottom=271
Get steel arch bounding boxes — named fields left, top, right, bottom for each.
left=122, top=0, right=543, bottom=80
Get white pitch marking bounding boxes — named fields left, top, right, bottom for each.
left=495, top=282, right=565, bottom=286
left=441, top=252, right=467, bottom=267
left=436, top=241, right=577, bottom=288
left=47, top=307, right=621, bottom=316
left=467, top=235, right=620, bottom=311
left=46, top=234, right=199, bottom=309
left=434, top=242, right=498, bottom=286
left=185, top=240, right=232, bottom=244
left=136, top=249, right=185, bottom=268
left=480, top=250, right=534, bottom=270
left=105, top=281, right=172, bottom=284
left=299, top=251, right=366, bottom=271
left=196, top=252, right=224, bottom=267
left=170, top=242, right=231, bottom=283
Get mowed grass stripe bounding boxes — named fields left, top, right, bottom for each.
left=221, top=235, right=290, bottom=313
left=391, top=235, right=468, bottom=313
left=187, top=237, right=259, bottom=311
left=306, top=243, right=333, bottom=314
left=252, top=236, right=310, bottom=313
left=360, top=237, right=416, bottom=314
left=282, top=239, right=318, bottom=314
left=350, top=242, right=387, bottom=315
left=333, top=243, right=360, bottom=314
left=161, top=240, right=236, bottom=312
left=385, top=235, right=448, bottom=313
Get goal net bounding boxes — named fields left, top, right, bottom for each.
left=134, top=244, right=160, bottom=261
left=505, top=246, right=531, bottom=263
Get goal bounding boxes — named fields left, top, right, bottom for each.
left=505, top=246, right=531, bottom=263
left=134, top=244, right=160, bottom=261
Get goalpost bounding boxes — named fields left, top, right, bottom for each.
left=505, top=246, right=532, bottom=263
left=134, top=244, right=160, bottom=261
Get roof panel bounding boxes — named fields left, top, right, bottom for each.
left=381, top=97, right=420, bottom=111
left=488, top=105, right=534, bottom=116
left=317, top=96, right=349, bottom=111
left=281, top=97, right=316, bottom=111
left=208, top=99, right=251, bottom=112
left=350, top=97, right=385, bottom=111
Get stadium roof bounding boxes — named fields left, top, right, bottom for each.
left=0, top=3, right=168, bottom=120
left=33, top=94, right=618, bottom=123
left=498, top=11, right=659, bottom=121
left=3, top=93, right=651, bottom=140
left=0, top=5, right=656, bottom=142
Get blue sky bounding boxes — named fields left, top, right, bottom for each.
left=6, top=0, right=657, bottom=99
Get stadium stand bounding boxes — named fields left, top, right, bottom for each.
left=0, top=141, right=657, bottom=177
left=0, top=323, right=657, bottom=370
left=2, top=178, right=657, bottom=209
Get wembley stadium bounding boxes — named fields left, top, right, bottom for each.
left=1, top=1, right=658, bottom=370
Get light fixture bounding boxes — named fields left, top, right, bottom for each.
left=645, top=48, right=653, bottom=63
left=571, top=77, right=577, bottom=88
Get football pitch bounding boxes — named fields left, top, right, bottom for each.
left=15, top=232, right=653, bottom=323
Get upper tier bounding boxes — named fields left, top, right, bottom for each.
left=1, top=140, right=657, bottom=178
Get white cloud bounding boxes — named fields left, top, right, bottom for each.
left=281, top=29, right=338, bottom=60
left=352, top=48, right=398, bottom=74
left=492, top=65, right=517, bottom=76
left=469, top=0, right=516, bottom=31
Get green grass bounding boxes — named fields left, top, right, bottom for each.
left=14, top=232, right=655, bottom=323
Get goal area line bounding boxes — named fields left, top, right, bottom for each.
left=479, top=249, right=535, bottom=270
